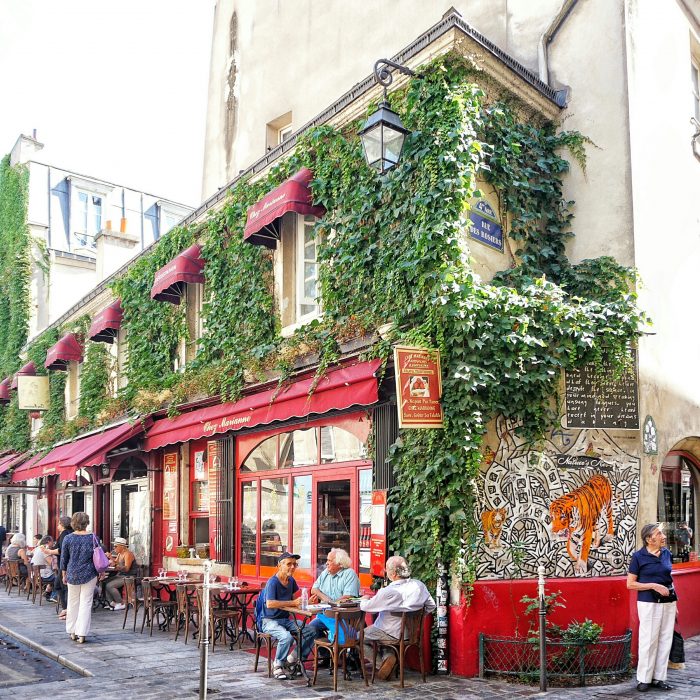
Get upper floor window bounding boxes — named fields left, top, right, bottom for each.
left=297, top=215, right=320, bottom=321
left=692, top=58, right=700, bottom=122
left=266, top=111, right=293, bottom=152
left=68, top=175, right=112, bottom=252
left=65, top=361, right=81, bottom=420
left=175, top=282, right=205, bottom=371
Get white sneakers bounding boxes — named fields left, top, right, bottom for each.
left=287, top=651, right=297, bottom=664
left=112, top=603, right=126, bottom=611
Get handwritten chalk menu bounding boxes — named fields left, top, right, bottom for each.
left=565, top=350, right=639, bottom=430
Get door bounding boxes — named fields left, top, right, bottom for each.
left=128, top=487, right=151, bottom=567
left=313, top=470, right=356, bottom=579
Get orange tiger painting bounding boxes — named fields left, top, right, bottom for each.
left=549, top=475, right=614, bottom=574
left=481, top=508, right=507, bottom=549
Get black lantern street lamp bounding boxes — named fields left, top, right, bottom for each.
left=359, top=59, right=416, bottom=174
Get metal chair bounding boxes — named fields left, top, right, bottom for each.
left=122, top=576, right=144, bottom=631
left=312, top=608, right=368, bottom=691
left=369, top=608, right=427, bottom=687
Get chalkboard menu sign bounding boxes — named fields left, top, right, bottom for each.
left=565, top=350, right=639, bottom=430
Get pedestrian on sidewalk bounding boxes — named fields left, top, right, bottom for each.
left=45, top=516, right=73, bottom=618
left=627, top=522, right=677, bottom=692
left=60, top=512, right=98, bottom=644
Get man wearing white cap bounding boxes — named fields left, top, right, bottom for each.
left=105, top=537, right=137, bottom=611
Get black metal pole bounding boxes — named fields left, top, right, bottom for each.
left=538, top=565, right=547, bottom=692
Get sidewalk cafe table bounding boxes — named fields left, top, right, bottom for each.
left=142, top=576, right=179, bottom=631
left=210, top=585, right=261, bottom=646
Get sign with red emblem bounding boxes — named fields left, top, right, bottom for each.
left=393, top=345, right=444, bottom=429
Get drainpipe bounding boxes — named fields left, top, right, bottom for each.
left=538, top=0, right=579, bottom=85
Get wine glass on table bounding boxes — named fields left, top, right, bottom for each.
left=157, top=567, right=166, bottom=579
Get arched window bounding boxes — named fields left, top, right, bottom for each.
left=658, top=454, right=698, bottom=563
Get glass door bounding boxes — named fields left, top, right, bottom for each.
left=313, top=471, right=355, bottom=579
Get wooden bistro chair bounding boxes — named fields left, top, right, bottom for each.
left=312, top=608, right=368, bottom=692
left=253, top=616, right=278, bottom=677
left=196, top=586, right=242, bottom=652
left=122, top=576, right=144, bottom=632
left=6, top=560, right=26, bottom=596
left=369, top=607, right=427, bottom=688
left=27, top=564, right=45, bottom=604
left=174, top=582, right=200, bottom=644
left=140, top=579, right=177, bottom=636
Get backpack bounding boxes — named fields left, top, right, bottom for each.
left=254, top=586, right=267, bottom=630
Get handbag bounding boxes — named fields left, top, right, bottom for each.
left=92, top=535, right=110, bottom=574
left=669, top=630, right=685, bottom=663
left=651, top=585, right=678, bottom=604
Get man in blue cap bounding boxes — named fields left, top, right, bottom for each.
left=257, top=551, right=317, bottom=680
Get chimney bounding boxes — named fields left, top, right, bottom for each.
left=10, top=133, right=45, bottom=166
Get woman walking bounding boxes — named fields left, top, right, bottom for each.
left=627, top=522, right=677, bottom=692
left=60, top=512, right=98, bottom=644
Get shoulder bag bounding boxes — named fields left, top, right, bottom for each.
left=92, top=534, right=110, bottom=574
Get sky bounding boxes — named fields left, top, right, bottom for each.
left=0, top=0, right=215, bottom=207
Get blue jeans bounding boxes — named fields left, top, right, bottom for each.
left=261, top=617, right=316, bottom=663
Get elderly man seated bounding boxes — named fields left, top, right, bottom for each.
left=257, top=552, right=317, bottom=680
left=360, top=555, right=436, bottom=680
left=105, top=537, right=137, bottom=611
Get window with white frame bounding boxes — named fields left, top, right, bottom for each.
left=266, top=111, right=293, bottom=152
left=69, top=175, right=112, bottom=251
left=116, top=327, right=129, bottom=391
left=297, top=215, right=320, bottom=321
left=692, top=57, right=700, bottom=122
left=175, top=282, right=205, bottom=371
left=65, top=361, right=81, bottom=419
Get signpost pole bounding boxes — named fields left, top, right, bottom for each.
left=538, top=565, right=547, bottom=692
left=199, top=559, right=212, bottom=700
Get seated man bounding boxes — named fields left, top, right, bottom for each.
left=258, top=552, right=316, bottom=680
left=360, top=555, right=436, bottom=680
left=105, top=537, right=137, bottom=611
left=309, top=548, right=360, bottom=654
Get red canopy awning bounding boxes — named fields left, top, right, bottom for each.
left=144, top=359, right=381, bottom=451
left=9, top=452, right=45, bottom=482
left=243, top=168, right=326, bottom=249
left=0, top=452, right=21, bottom=476
left=88, top=300, right=124, bottom=343
left=11, top=361, right=36, bottom=390
left=0, top=377, right=11, bottom=404
left=11, top=420, right=147, bottom=482
left=150, top=243, right=205, bottom=304
left=45, top=333, right=83, bottom=371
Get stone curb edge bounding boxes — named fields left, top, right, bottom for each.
left=0, top=622, right=93, bottom=678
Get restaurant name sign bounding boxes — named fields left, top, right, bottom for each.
left=393, top=345, right=444, bottom=429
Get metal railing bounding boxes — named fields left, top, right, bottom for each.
left=478, top=629, right=632, bottom=687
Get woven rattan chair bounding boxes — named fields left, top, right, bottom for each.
left=369, top=607, right=427, bottom=687
left=312, top=608, right=368, bottom=691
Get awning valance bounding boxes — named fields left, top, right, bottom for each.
left=11, top=361, right=36, bottom=390
left=9, top=452, right=45, bottom=482
left=88, top=300, right=124, bottom=343
left=0, top=377, right=11, bottom=404
left=45, top=333, right=83, bottom=371
left=243, top=168, right=326, bottom=249
left=11, top=420, right=147, bottom=482
left=150, top=243, right=205, bottom=304
left=144, top=359, right=381, bottom=451
left=0, top=452, right=20, bottom=476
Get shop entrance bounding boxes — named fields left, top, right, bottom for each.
left=315, top=477, right=352, bottom=576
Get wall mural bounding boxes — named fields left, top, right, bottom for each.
left=476, top=416, right=640, bottom=579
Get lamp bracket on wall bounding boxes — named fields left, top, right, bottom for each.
left=373, top=58, right=417, bottom=99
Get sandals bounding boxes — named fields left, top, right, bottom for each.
left=273, top=665, right=292, bottom=680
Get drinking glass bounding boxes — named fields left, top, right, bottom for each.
left=158, top=567, right=166, bottom=579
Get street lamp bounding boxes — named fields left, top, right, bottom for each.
left=359, top=59, right=416, bottom=174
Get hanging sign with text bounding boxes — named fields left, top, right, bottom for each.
left=162, top=452, right=178, bottom=557
left=565, top=349, right=639, bottom=430
left=394, top=345, right=444, bottom=429
left=370, top=490, right=387, bottom=578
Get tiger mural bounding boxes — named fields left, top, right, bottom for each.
left=549, top=474, right=614, bottom=574
left=481, top=508, right=507, bottom=550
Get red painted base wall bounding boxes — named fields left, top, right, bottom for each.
left=448, top=566, right=700, bottom=677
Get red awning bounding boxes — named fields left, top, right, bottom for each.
left=45, top=333, right=83, bottom=371
left=0, top=377, right=11, bottom=404
left=0, top=453, right=20, bottom=476
left=150, top=243, right=205, bottom=304
left=9, top=452, right=45, bottom=482
left=88, top=300, right=124, bottom=343
left=243, top=168, right=326, bottom=249
left=11, top=420, right=147, bottom=482
left=11, top=361, right=36, bottom=390
left=144, top=359, right=381, bottom=451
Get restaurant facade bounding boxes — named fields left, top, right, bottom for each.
left=2, top=5, right=700, bottom=679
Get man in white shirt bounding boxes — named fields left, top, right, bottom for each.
left=360, top=555, right=436, bottom=680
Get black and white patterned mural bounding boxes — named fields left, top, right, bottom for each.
left=476, top=416, right=640, bottom=579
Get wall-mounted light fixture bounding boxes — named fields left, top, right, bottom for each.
left=359, top=59, right=416, bottom=174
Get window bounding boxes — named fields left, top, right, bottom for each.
left=190, top=446, right=210, bottom=550
left=658, top=454, right=698, bottom=563
left=266, top=111, right=293, bottom=151
left=74, top=191, right=102, bottom=247
left=297, top=215, right=320, bottom=321
left=693, top=58, right=700, bottom=122
left=65, top=361, right=81, bottom=419
left=116, top=327, right=129, bottom=392
left=175, top=282, right=205, bottom=371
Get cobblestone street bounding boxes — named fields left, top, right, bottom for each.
left=1, top=591, right=699, bottom=699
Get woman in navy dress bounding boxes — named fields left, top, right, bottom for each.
left=60, top=511, right=98, bottom=644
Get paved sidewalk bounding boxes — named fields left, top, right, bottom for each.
left=1, top=590, right=699, bottom=699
